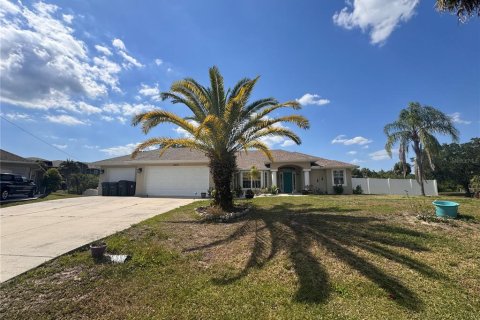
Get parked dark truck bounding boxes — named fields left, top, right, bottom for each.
left=1, top=173, right=37, bottom=200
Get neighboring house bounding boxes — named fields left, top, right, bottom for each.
left=0, top=149, right=43, bottom=184
left=94, top=148, right=358, bottom=196
left=26, top=158, right=101, bottom=175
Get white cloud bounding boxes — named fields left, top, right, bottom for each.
left=103, top=102, right=155, bottom=116
left=362, top=145, right=369, bottom=149
left=0, top=112, right=34, bottom=121
left=174, top=120, right=198, bottom=138
left=369, top=149, right=398, bottom=161
left=118, top=50, right=143, bottom=68
left=101, top=115, right=114, bottom=122
left=62, top=14, right=73, bottom=24
left=351, top=158, right=364, bottom=164
left=167, top=67, right=173, bottom=73
left=112, top=38, right=143, bottom=68
left=0, top=1, right=123, bottom=111
left=296, top=93, right=330, bottom=106
left=77, top=102, right=101, bottom=115
left=94, top=45, right=112, bottom=56
left=281, top=140, right=296, bottom=147
left=53, top=143, right=67, bottom=149
left=83, top=144, right=99, bottom=149
left=155, top=58, right=163, bottom=66
left=449, top=112, right=471, bottom=125
left=100, top=142, right=138, bottom=157
left=44, top=114, right=86, bottom=126
left=100, top=142, right=156, bottom=156
left=117, top=116, right=127, bottom=124
left=112, top=38, right=126, bottom=51
left=333, top=0, right=419, bottom=45
left=139, top=83, right=161, bottom=101
left=332, top=135, right=372, bottom=145
left=347, top=150, right=357, bottom=155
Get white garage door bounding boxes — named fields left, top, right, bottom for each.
left=145, top=166, right=209, bottom=196
left=108, top=168, right=136, bottom=182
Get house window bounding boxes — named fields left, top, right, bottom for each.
left=332, top=170, right=346, bottom=186
left=242, top=172, right=251, bottom=188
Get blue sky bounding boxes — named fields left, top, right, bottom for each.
left=0, top=0, right=479, bottom=170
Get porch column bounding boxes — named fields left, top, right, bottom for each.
left=239, top=171, right=243, bottom=189
left=271, top=169, right=278, bottom=187
left=303, top=169, right=311, bottom=187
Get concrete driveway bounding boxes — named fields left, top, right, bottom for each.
left=0, top=196, right=194, bottom=282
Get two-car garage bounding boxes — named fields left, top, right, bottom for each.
left=101, top=166, right=210, bottom=197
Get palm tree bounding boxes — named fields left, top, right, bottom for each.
left=132, top=66, right=309, bottom=210
left=384, top=102, right=459, bottom=196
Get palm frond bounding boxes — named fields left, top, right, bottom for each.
left=132, top=110, right=197, bottom=135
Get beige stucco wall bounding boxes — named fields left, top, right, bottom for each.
left=310, top=169, right=328, bottom=193
left=97, top=163, right=354, bottom=195
left=325, top=168, right=353, bottom=194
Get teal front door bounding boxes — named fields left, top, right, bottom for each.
left=283, top=172, right=293, bottom=193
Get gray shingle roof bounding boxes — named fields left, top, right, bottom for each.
left=0, top=149, right=35, bottom=163
left=93, top=148, right=356, bottom=169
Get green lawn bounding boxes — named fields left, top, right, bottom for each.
left=0, top=191, right=81, bottom=208
left=1, top=195, right=479, bottom=319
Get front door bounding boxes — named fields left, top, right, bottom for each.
left=283, top=172, right=293, bottom=193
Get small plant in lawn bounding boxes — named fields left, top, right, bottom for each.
left=269, top=185, right=279, bottom=195
left=353, top=185, right=363, bottom=194
left=333, top=184, right=344, bottom=195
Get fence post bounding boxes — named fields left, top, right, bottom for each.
left=387, top=178, right=391, bottom=195
left=367, top=178, right=371, bottom=194
left=409, top=179, right=413, bottom=195
left=433, top=179, right=438, bottom=196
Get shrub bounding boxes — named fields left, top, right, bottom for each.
left=234, top=186, right=243, bottom=198
left=269, top=185, right=279, bottom=195
left=245, top=189, right=254, bottom=199
left=353, top=185, right=363, bottom=194
left=67, top=173, right=99, bottom=195
left=43, top=168, right=62, bottom=194
left=333, top=184, right=344, bottom=195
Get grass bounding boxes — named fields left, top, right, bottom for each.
left=0, top=191, right=81, bottom=208
left=0, top=195, right=479, bottom=319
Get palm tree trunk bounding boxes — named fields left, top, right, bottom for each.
left=414, top=141, right=426, bottom=196
left=209, top=153, right=236, bottom=211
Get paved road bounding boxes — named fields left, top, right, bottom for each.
left=0, top=196, right=194, bottom=282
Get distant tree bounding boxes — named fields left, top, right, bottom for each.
left=43, top=168, right=62, bottom=194
left=58, top=160, right=79, bottom=182
left=393, top=161, right=412, bottom=177
left=436, top=0, right=480, bottom=21
left=384, top=102, right=459, bottom=196
left=250, top=166, right=260, bottom=189
left=433, top=138, right=480, bottom=196
left=76, top=162, right=89, bottom=174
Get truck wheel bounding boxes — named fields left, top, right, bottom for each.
left=1, top=189, right=9, bottom=200
left=28, top=190, right=34, bottom=198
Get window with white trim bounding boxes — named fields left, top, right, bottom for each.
left=332, top=169, right=346, bottom=186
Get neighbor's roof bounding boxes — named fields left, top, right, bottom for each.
left=0, top=149, right=36, bottom=164
left=93, top=148, right=357, bottom=169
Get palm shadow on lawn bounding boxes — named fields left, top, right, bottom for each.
left=183, top=201, right=445, bottom=311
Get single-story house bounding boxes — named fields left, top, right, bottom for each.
left=94, top=148, right=358, bottom=196
left=0, top=149, right=43, bottom=184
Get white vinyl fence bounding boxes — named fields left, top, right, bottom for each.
left=352, top=178, right=438, bottom=196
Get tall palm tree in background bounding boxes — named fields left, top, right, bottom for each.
left=384, top=102, right=459, bottom=196
left=132, top=66, right=309, bottom=210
